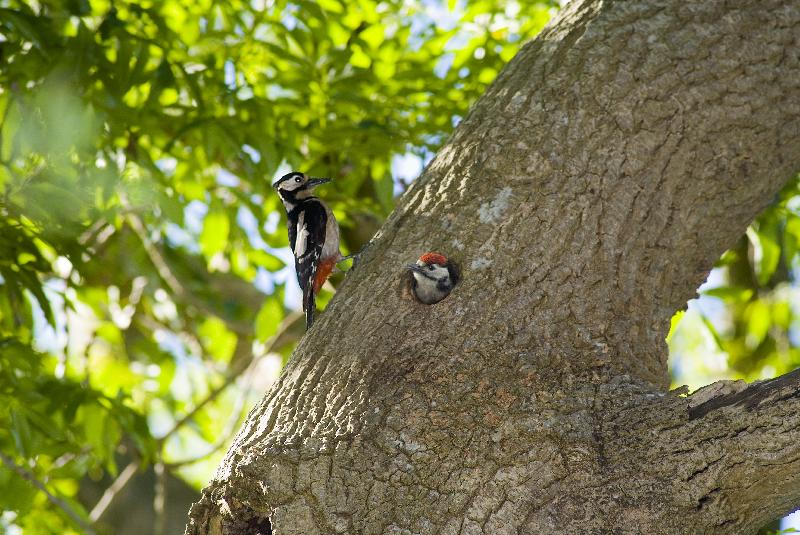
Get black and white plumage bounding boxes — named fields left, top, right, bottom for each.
left=406, top=252, right=458, bottom=304
left=274, top=171, right=341, bottom=329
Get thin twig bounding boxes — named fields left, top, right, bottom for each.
left=153, top=461, right=167, bottom=535
left=119, top=193, right=252, bottom=335
left=0, top=451, right=96, bottom=534
left=119, top=194, right=193, bottom=305
left=77, top=217, right=110, bottom=247
left=157, top=354, right=253, bottom=445
left=166, top=357, right=259, bottom=468
left=158, top=311, right=302, bottom=445
left=88, top=460, right=138, bottom=522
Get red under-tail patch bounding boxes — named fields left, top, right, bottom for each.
left=419, top=252, right=448, bottom=266
left=313, top=257, right=338, bottom=294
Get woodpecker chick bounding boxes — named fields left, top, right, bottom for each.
left=273, top=171, right=342, bottom=329
left=406, top=252, right=458, bottom=304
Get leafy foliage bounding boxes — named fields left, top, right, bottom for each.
left=669, top=176, right=800, bottom=391
left=0, top=0, right=554, bottom=531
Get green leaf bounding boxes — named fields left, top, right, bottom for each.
left=665, top=310, right=684, bottom=344
left=700, top=286, right=753, bottom=304
left=698, top=313, right=726, bottom=352
left=200, top=207, right=231, bottom=259
left=746, top=224, right=780, bottom=286
left=783, top=213, right=800, bottom=264
left=255, top=297, right=284, bottom=342
left=0, top=8, right=46, bottom=51
left=49, top=456, right=92, bottom=480
left=745, top=300, right=771, bottom=350
left=80, top=402, right=121, bottom=474
left=199, top=317, right=237, bottom=362
left=10, top=407, right=33, bottom=457
left=0, top=464, right=38, bottom=513
left=248, top=249, right=285, bottom=271
left=1, top=99, right=21, bottom=161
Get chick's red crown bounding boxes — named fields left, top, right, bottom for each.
left=419, top=252, right=448, bottom=266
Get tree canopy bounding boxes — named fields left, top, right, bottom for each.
left=0, top=0, right=798, bottom=533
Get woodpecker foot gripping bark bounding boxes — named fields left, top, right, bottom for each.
left=337, top=246, right=367, bottom=270
left=336, top=238, right=376, bottom=272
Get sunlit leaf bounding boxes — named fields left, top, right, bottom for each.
left=199, top=317, right=237, bottom=362
left=665, top=309, right=684, bottom=344
left=700, top=286, right=754, bottom=303
left=255, top=296, right=283, bottom=342
left=200, top=207, right=231, bottom=259
left=747, top=224, right=781, bottom=286
left=745, top=300, right=771, bottom=350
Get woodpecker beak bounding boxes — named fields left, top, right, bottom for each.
left=406, top=264, right=431, bottom=277
left=306, top=177, right=331, bottom=188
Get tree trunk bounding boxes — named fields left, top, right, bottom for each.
left=185, top=0, right=800, bottom=533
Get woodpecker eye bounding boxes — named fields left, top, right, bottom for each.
left=295, top=176, right=302, bottom=183
left=428, top=265, right=435, bottom=270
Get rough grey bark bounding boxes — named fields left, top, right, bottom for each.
left=186, top=0, right=800, bottom=533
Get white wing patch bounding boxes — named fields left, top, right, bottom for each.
left=295, top=212, right=309, bottom=258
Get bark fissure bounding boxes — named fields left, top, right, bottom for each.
left=186, top=0, right=800, bottom=533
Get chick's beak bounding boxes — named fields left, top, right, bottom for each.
left=405, top=264, right=426, bottom=275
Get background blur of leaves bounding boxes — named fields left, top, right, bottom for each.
left=0, top=0, right=554, bottom=532
left=669, top=176, right=800, bottom=391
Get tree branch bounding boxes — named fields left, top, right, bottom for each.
left=158, top=311, right=301, bottom=446
left=166, top=357, right=258, bottom=468
left=688, top=368, right=800, bottom=420
left=119, top=193, right=254, bottom=336
left=680, top=371, right=800, bottom=530
left=604, top=372, right=800, bottom=533
left=0, top=451, right=96, bottom=534
left=153, top=461, right=167, bottom=535
left=89, top=460, right=139, bottom=522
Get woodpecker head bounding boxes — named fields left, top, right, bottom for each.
left=273, top=171, right=330, bottom=208
left=405, top=252, right=458, bottom=305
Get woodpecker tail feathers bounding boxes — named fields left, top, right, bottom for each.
left=304, top=286, right=315, bottom=329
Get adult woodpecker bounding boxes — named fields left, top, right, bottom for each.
left=273, top=171, right=342, bottom=329
left=406, top=252, right=458, bottom=304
